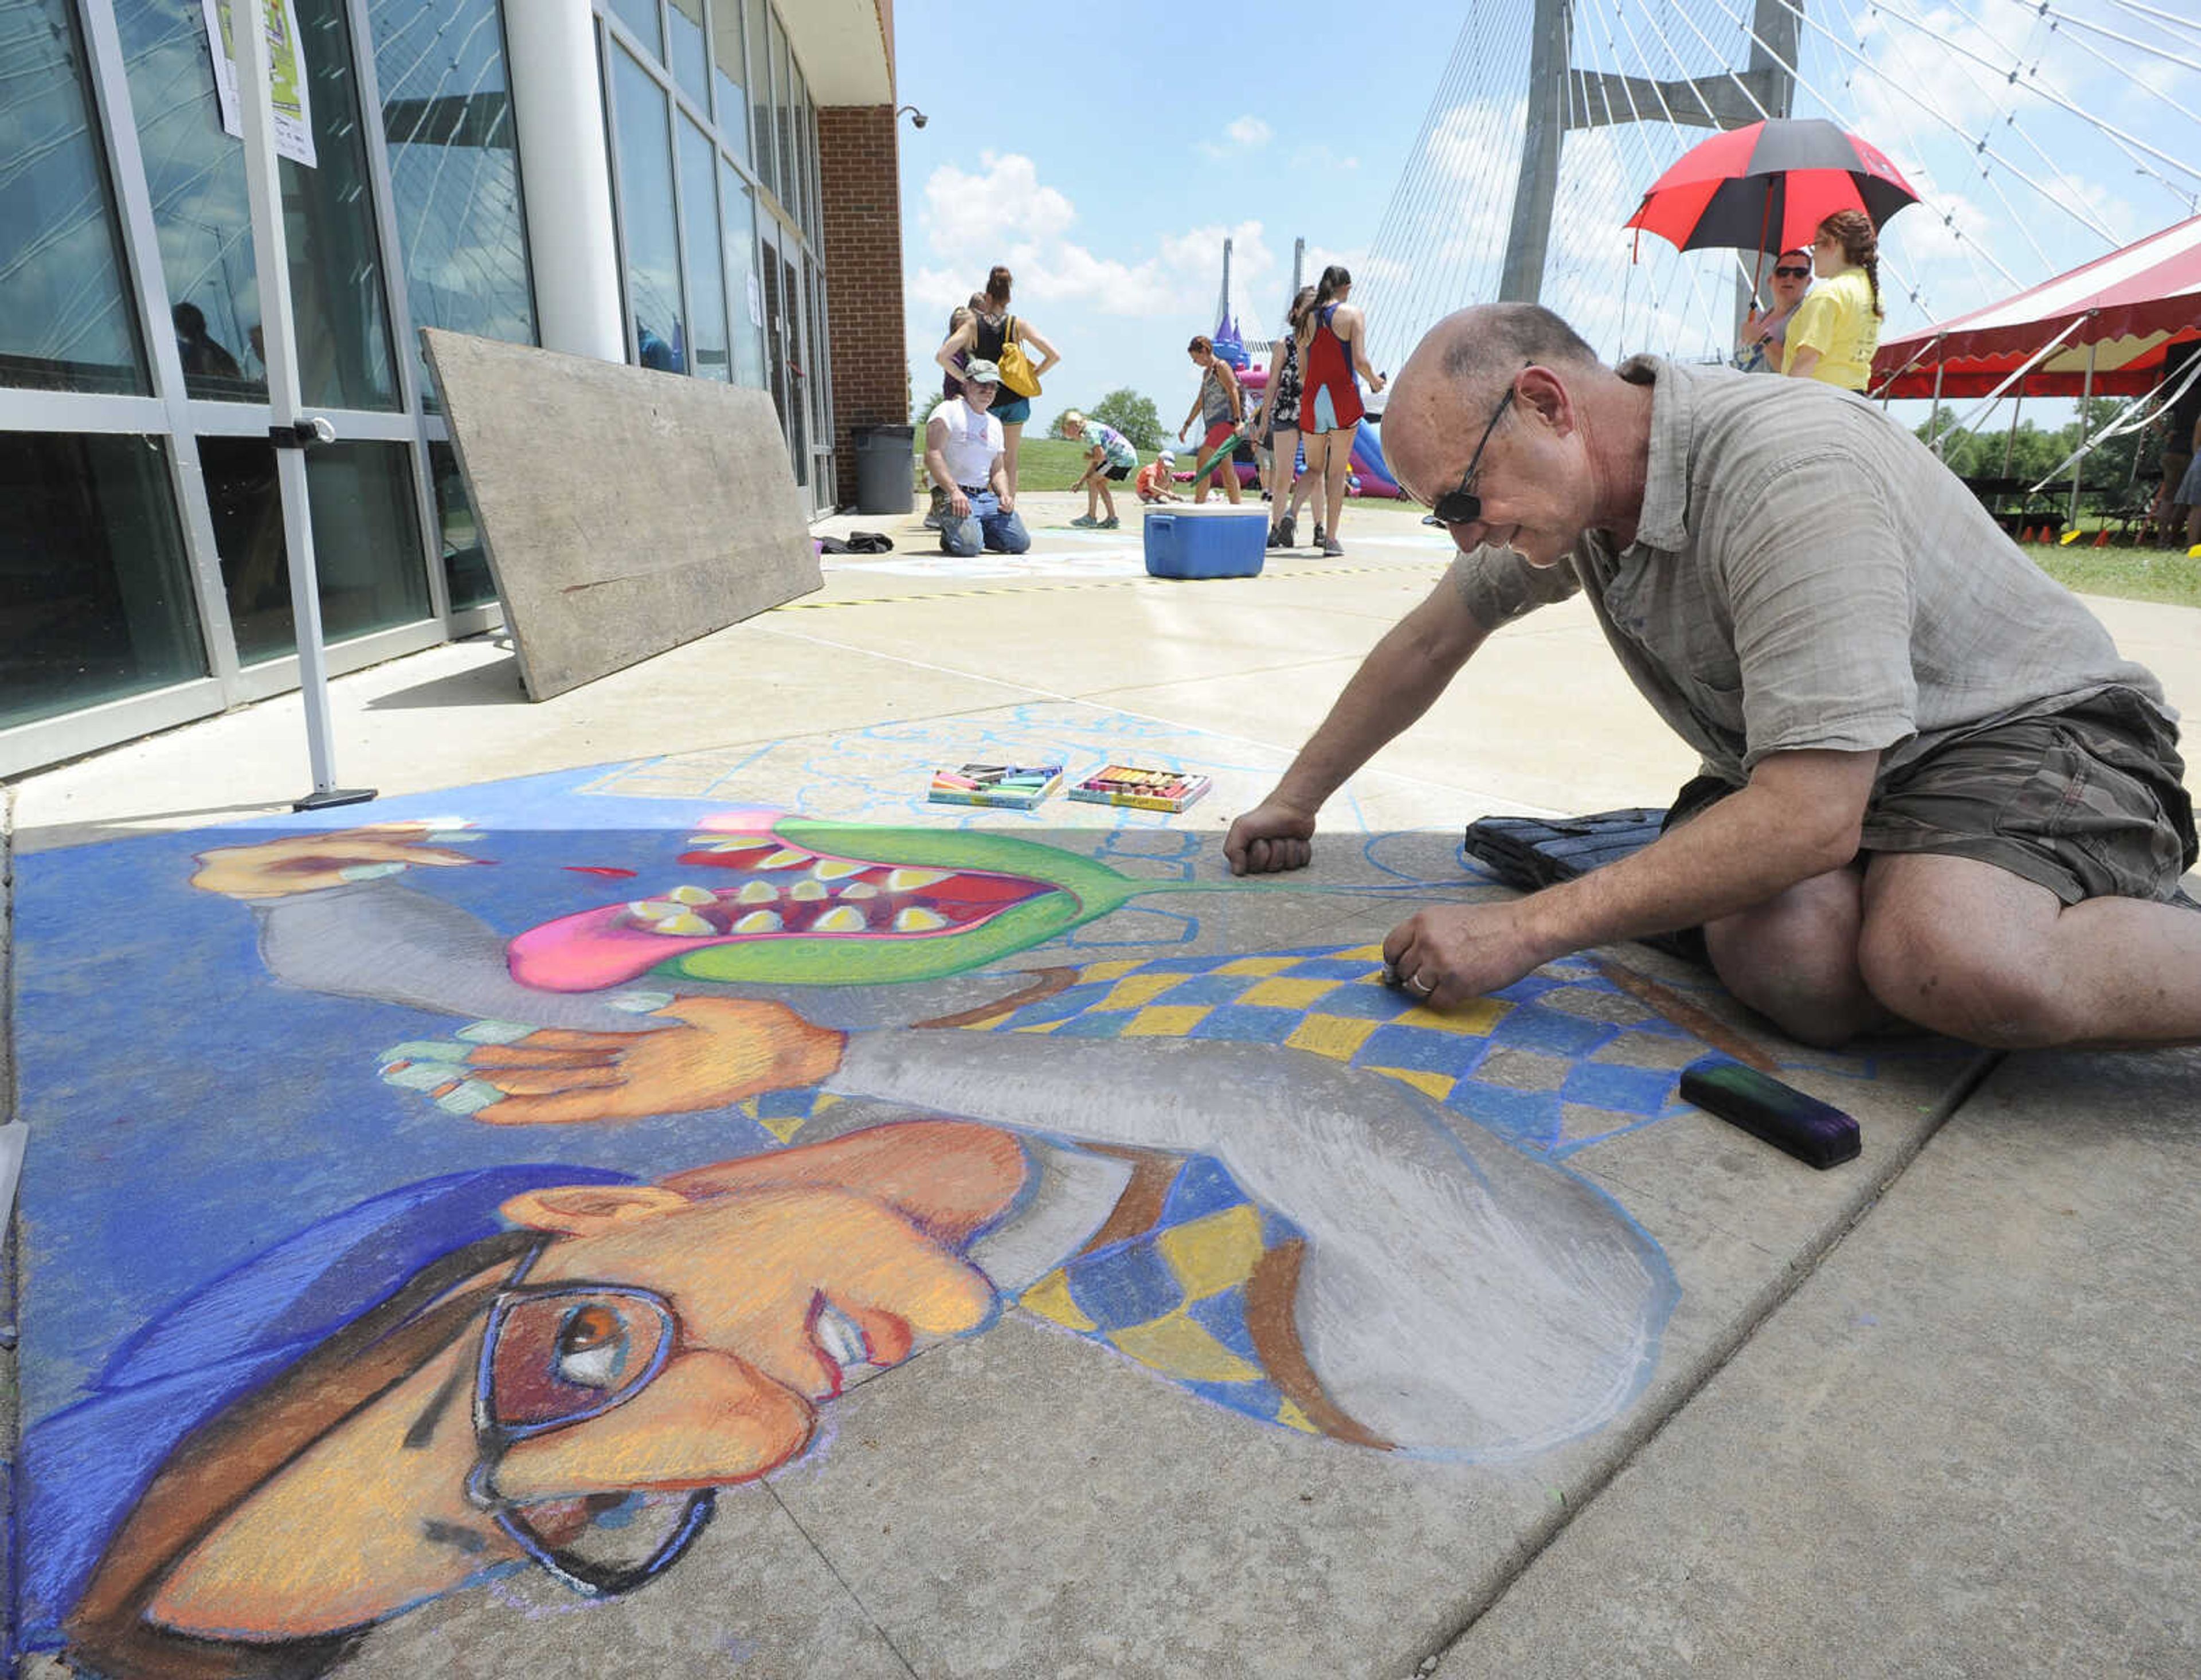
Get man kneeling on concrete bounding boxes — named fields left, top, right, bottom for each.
left=1225, top=303, right=2200, bottom=1052
left=925, top=358, right=1030, bottom=558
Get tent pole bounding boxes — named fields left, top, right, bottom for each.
left=1928, top=361, right=1947, bottom=456
left=2070, top=340, right=2098, bottom=529
left=2003, top=388, right=2023, bottom=476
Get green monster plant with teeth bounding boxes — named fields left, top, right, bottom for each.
left=657, top=821, right=1210, bottom=988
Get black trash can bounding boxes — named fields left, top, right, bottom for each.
left=851, top=424, right=916, bottom=515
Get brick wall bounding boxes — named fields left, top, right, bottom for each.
left=818, top=103, right=907, bottom=510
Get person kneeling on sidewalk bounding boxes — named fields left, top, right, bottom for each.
left=924, top=359, right=1030, bottom=558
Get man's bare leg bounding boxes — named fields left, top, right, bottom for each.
left=1858, top=852, right=2201, bottom=1048
left=1703, top=862, right=1901, bottom=1048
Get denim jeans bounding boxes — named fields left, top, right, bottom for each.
left=941, top=491, right=1030, bottom=557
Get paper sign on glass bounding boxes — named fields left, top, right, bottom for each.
left=203, top=0, right=318, bottom=170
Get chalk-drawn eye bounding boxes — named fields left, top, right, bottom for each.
left=553, top=1303, right=629, bottom=1391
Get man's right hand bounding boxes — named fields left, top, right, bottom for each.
left=949, top=488, right=971, bottom=518
left=1224, top=798, right=1317, bottom=876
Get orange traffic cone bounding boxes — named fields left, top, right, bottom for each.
left=2021, top=526, right=2040, bottom=543
left=2093, top=528, right=2110, bottom=548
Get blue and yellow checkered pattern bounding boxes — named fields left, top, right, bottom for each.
left=1016, top=1153, right=1320, bottom=1434
left=969, top=942, right=1691, bottom=1150
left=740, top=943, right=1696, bottom=1152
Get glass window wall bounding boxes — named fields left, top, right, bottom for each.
left=114, top=0, right=399, bottom=410
left=429, top=440, right=494, bottom=609
left=677, top=118, right=729, bottom=382
left=0, top=0, right=147, bottom=394
left=665, top=0, right=706, bottom=104
left=708, top=0, right=746, bottom=163
left=609, top=0, right=658, bottom=57
left=0, top=433, right=203, bottom=729
left=200, top=437, right=428, bottom=662
left=744, top=0, right=771, bottom=189
left=719, top=158, right=764, bottom=390
left=610, top=45, right=685, bottom=371
left=366, top=0, right=538, bottom=405
left=767, top=10, right=790, bottom=213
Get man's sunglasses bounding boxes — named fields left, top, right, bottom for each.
left=1429, top=383, right=1517, bottom=527
left=1773, top=264, right=1811, bottom=279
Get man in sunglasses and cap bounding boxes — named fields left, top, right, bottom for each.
left=1226, top=301, right=2199, bottom=1055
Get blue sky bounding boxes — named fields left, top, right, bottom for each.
left=892, top=0, right=2201, bottom=439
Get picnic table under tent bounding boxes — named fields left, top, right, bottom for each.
left=1872, top=213, right=2201, bottom=536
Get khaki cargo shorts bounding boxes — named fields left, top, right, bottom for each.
left=1670, top=687, right=2198, bottom=906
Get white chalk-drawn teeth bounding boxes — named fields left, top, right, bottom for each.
left=810, top=905, right=867, bottom=933
left=788, top=879, right=828, bottom=902
left=839, top=882, right=879, bottom=899
left=733, top=909, right=782, bottom=933
left=884, top=868, right=947, bottom=891
left=894, top=906, right=949, bottom=933
left=812, top=858, right=868, bottom=881
left=645, top=909, right=715, bottom=936
left=734, top=879, right=779, bottom=904
left=759, top=847, right=814, bottom=870
left=664, top=884, right=716, bottom=906
left=813, top=1303, right=867, bottom=1374
left=626, top=898, right=677, bottom=919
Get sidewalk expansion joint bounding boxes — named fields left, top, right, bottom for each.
left=763, top=1481, right=922, bottom=1678
left=1407, top=1043, right=2007, bottom=1677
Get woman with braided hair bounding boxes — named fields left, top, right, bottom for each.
left=1783, top=209, right=1884, bottom=390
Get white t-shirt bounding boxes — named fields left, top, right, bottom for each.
left=932, top=398, right=1004, bottom=489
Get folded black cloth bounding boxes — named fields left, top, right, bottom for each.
left=1460, top=809, right=1705, bottom=965
left=818, top=530, right=894, bottom=554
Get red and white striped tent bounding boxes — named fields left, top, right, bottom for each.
left=1873, top=213, right=2201, bottom=400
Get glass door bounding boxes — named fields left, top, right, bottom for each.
left=756, top=215, right=807, bottom=507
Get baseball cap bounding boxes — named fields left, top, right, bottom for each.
left=1157, top=449, right=1176, bottom=462
left=961, top=358, right=1002, bottom=386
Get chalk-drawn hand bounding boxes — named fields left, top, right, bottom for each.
left=432, top=997, right=847, bottom=1127
left=191, top=821, right=485, bottom=899
left=1224, top=798, right=1317, bottom=876
left=1381, top=900, right=1559, bottom=1012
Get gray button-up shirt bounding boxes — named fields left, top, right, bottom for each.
left=1450, top=356, right=2174, bottom=786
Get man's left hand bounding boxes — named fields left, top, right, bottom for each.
left=1381, top=900, right=1560, bottom=1010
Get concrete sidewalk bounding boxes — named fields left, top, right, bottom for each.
left=7, top=493, right=2197, bottom=1678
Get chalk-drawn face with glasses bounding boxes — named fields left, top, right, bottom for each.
left=139, top=1162, right=1006, bottom=1643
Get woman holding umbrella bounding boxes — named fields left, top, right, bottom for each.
left=1783, top=209, right=1885, bottom=390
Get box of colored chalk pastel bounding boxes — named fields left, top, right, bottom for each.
left=927, top=762, right=1063, bottom=809
left=1067, top=763, right=1211, bottom=813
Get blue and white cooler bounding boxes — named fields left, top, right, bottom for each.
left=1142, top=504, right=1267, bottom=579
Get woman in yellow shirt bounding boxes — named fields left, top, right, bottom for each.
left=1782, top=209, right=1884, bottom=390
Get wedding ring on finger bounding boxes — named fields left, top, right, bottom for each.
left=1406, top=973, right=1436, bottom=996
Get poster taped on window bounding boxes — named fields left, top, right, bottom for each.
left=202, top=0, right=318, bottom=169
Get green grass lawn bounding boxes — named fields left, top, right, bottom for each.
left=912, top=434, right=1172, bottom=494
left=2034, top=539, right=2201, bottom=609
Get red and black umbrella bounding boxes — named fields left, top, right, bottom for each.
left=1625, top=118, right=1920, bottom=259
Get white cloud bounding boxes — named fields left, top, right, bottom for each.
left=1226, top=115, right=1272, bottom=148
left=919, top=152, right=1075, bottom=256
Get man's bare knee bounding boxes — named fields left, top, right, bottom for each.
left=1706, top=870, right=1879, bottom=1048
left=1857, top=904, right=2077, bottom=1048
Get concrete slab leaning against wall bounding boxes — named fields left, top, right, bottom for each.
left=423, top=328, right=821, bottom=700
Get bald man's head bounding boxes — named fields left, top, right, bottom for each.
left=1388, top=306, right=1605, bottom=504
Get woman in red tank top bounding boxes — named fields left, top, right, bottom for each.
left=1294, top=265, right=1385, bottom=557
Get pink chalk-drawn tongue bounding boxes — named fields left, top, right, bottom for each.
left=508, top=832, right=1052, bottom=992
